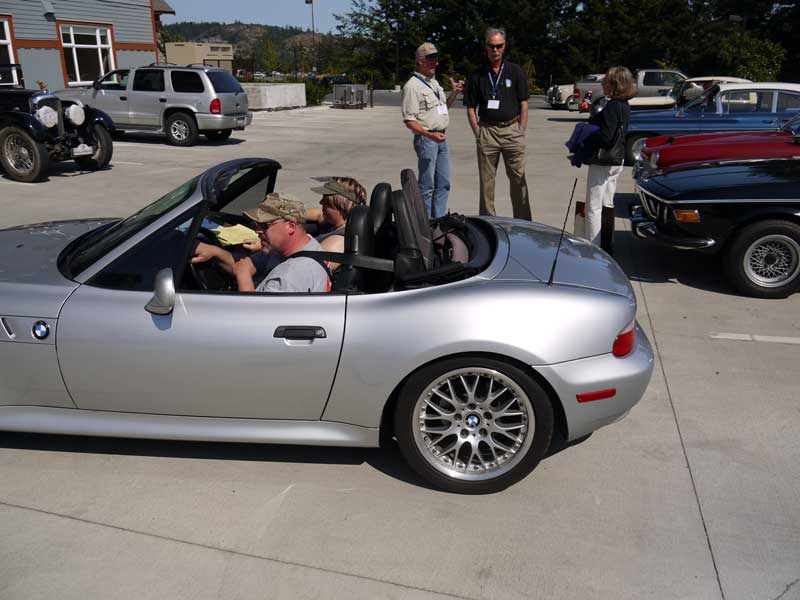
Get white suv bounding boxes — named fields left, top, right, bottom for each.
left=57, top=64, right=252, bottom=146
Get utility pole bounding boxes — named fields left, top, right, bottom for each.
left=305, top=0, right=317, bottom=74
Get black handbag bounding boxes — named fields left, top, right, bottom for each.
left=589, top=121, right=625, bottom=166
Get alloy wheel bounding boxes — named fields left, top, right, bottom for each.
left=743, top=234, right=800, bottom=288
left=170, top=120, right=190, bottom=142
left=412, top=367, right=534, bottom=481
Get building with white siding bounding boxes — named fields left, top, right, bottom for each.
left=0, top=0, right=174, bottom=89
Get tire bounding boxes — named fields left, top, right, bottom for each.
left=625, top=134, right=649, bottom=166
left=0, top=126, right=49, bottom=183
left=75, top=124, right=113, bottom=171
left=165, top=112, right=199, bottom=146
left=566, top=97, right=577, bottom=112
left=204, top=129, right=232, bottom=142
left=724, top=220, right=800, bottom=299
left=393, top=356, right=554, bottom=494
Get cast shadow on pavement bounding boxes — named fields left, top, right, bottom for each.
left=611, top=193, right=734, bottom=296
left=546, top=117, right=586, bottom=123
left=112, top=132, right=247, bottom=146
left=0, top=428, right=590, bottom=493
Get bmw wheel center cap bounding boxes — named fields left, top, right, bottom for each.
left=466, top=414, right=480, bottom=428
left=32, top=321, right=50, bottom=340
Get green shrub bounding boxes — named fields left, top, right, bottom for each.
left=305, top=79, right=329, bottom=106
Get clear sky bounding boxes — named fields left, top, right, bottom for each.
left=160, top=0, right=355, bottom=34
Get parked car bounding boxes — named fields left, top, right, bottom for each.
left=0, top=64, right=114, bottom=183
left=629, top=76, right=751, bottom=110
left=56, top=64, right=252, bottom=146
left=625, top=82, right=800, bottom=164
left=631, top=157, right=800, bottom=298
left=633, top=112, right=800, bottom=178
left=545, top=82, right=576, bottom=110
left=570, top=74, right=605, bottom=108
left=320, top=75, right=352, bottom=88
left=574, top=69, right=686, bottom=107
left=0, top=157, right=654, bottom=494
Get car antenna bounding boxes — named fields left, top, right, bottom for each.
left=547, top=178, right=579, bottom=286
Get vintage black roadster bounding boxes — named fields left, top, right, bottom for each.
left=631, top=156, right=800, bottom=298
left=0, top=65, right=114, bottom=182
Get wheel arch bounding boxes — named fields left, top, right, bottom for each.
left=162, top=106, right=198, bottom=128
left=378, top=351, right=568, bottom=447
left=0, top=113, right=49, bottom=142
left=721, top=207, right=800, bottom=253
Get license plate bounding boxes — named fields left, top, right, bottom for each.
left=73, top=143, right=93, bottom=157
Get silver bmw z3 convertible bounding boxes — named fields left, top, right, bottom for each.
left=0, top=158, right=653, bottom=493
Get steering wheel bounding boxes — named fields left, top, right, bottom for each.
left=189, top=227, right=231, bottom=291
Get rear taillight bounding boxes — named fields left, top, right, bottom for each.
left=573, top=87, right=580, bottom=98
left=210, top=98, right=221, bottom=114
left=613, top=321, right=636, bottom=357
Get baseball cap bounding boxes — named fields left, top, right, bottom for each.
left=243, top=192, right=306, bottom=224
left=416, top=42, right=438, bottom=60
left=310, top=179, right=361, bottom=204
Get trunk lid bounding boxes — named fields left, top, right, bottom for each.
left=488, top=218, right=634, bottom=299
left=206, top=71, right=249, bottom=115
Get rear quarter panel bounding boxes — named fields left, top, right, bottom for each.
left=322, top=280, right=636, bottom=427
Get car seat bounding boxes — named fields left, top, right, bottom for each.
left=399, top=169, right=435, bottom=269
left=332, top=204, right=375, bottom=292
left=369, top=182, right=395, bottom=259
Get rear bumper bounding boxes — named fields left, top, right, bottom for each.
left=630, top=204, right=716, bottom=250
left=196, top=112, right=252, bottom=131
left=535, top=322, right=654, bottom=441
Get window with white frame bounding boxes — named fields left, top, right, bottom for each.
left=60, top=24, right=115, bottom=85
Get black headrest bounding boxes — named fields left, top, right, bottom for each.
left=369, top=182, right=392, bottom=234
left=400, top=169, right=434, bottom=269
left=344, top=204, right=374, bottom=255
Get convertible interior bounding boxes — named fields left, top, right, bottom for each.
left=188, top=161, right=496, bottom=294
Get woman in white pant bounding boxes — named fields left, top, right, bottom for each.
left=583, top=67, right=636, bottom=254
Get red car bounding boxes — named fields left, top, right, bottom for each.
left=633, top=112, right=800, bottom=179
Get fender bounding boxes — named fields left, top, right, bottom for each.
left=81, top=106, right=115, bottom=132
left=0, top=111, right=49, bottom=142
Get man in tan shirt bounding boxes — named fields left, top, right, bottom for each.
left=401, top=42, right=464, bottom=218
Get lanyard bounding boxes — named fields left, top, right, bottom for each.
left=414, top=74, right=441, bottom=101
left=488, top=63, right=505, bottom=99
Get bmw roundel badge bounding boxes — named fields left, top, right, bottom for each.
left=32, top=321, right=50, bottom=340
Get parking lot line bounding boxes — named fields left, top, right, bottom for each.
left=114, top=143, right=216, bottom=151
left=111, top=161, right=145, bottom=166
left=710, top=332, right=800, bottom=345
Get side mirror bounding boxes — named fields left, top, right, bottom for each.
left=145, top=268, right=175, bottom=315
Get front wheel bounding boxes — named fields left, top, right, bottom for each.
left=204, top=129, right=232, bottom=142
left=0, top=126, right=49, bottom=183
left=724, top=220, right=800, bottom=298
left=394, top=356, right=554, bottom=494
left=165, top=112, right=199, bottom=146
left=75, top=124, right=113, bottom=171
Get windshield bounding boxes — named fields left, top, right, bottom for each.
left=683, top=85, right=719, bottom=113
left=63, top=177, right=199, bottom=277
left=207, top=71, right=243, bottom=94
left=782, top=112, right=800, bottom=134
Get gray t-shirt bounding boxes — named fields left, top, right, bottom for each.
left=256, top=237, right=330, bottom=293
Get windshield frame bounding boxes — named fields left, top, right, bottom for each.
left=781, top=112, right=800, bottom=134
left=682, top=85, right=720, bottom=114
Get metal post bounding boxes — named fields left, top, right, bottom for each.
left=306, top=0, right=317, bottom=74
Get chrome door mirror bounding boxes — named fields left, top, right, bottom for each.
left=145, top=268, right=175, bottom=315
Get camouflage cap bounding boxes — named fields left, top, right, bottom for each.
left=309, top=180, right=361, bottom=204
left=243, top=192, right=306, bottom=224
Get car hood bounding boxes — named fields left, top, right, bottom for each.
left=0, top=219, right=112, bottom=318
left=639, top=160, right=800, bottom=201
left=488, top=218, right=634, bottom=299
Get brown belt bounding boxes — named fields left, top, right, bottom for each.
left=479, top=117, right=520, bottom=128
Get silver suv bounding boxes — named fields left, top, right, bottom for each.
left=56, top=64, right=252, bottom=146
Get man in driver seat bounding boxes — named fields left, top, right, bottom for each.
left=192, top=194, right=331, bottom=293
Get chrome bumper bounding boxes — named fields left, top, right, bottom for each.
left=630, top=204, right=716, bottom=250
left=196, top=112, right=253, bottom=131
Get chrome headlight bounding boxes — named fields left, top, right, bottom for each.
left=34, top=105, right=59, bottom=128
left=631, top=138, right=648, bottom=162
left=64, top=104, right=86, bottom=126
left=649, top=150, right=660, bottom=168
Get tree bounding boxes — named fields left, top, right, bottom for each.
left=255, top=38, right=280, bottom=72
left=717, top=29, right=785, bottom=81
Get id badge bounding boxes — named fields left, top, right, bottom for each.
left=487, top=99, right=500, bottom=110
left=437, top=104, right=448, bottom=115
left=506, top=79, right=512, bottom=87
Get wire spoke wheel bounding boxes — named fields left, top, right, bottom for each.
left=412, top=367, right=534, bottom=482
left=4, top=133, right=35, bottom=174
left=743, top=234, right=800, bottom=288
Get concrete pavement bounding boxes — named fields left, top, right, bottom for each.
left=0, top=99, right=798, bottom=600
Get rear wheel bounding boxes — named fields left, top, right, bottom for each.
left=204, top=129, right=232, bottom=142
left=724, top=220, right=800, bottom=298
left=165, top=112, right=199, bottom=146
left=0, top=126, right=48, bottom=183
left=75, top=124, right=113, bottom=171
left=394, top=356, right=554, bottom=494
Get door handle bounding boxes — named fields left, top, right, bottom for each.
left=159, top=97, right=167, bottom=103
left=274, top=326, right=326, bottom=340
left=120, top=96, right=127, bottom=100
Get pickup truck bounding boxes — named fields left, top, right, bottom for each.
left=572, top=69, right=686, bottom=106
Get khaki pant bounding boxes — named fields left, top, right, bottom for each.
left=476, top=124, right=531, bottom=220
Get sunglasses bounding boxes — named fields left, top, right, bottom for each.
left=486, top=43, right=505, bottom=50
left=423, top=54, right=439, bottom=62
